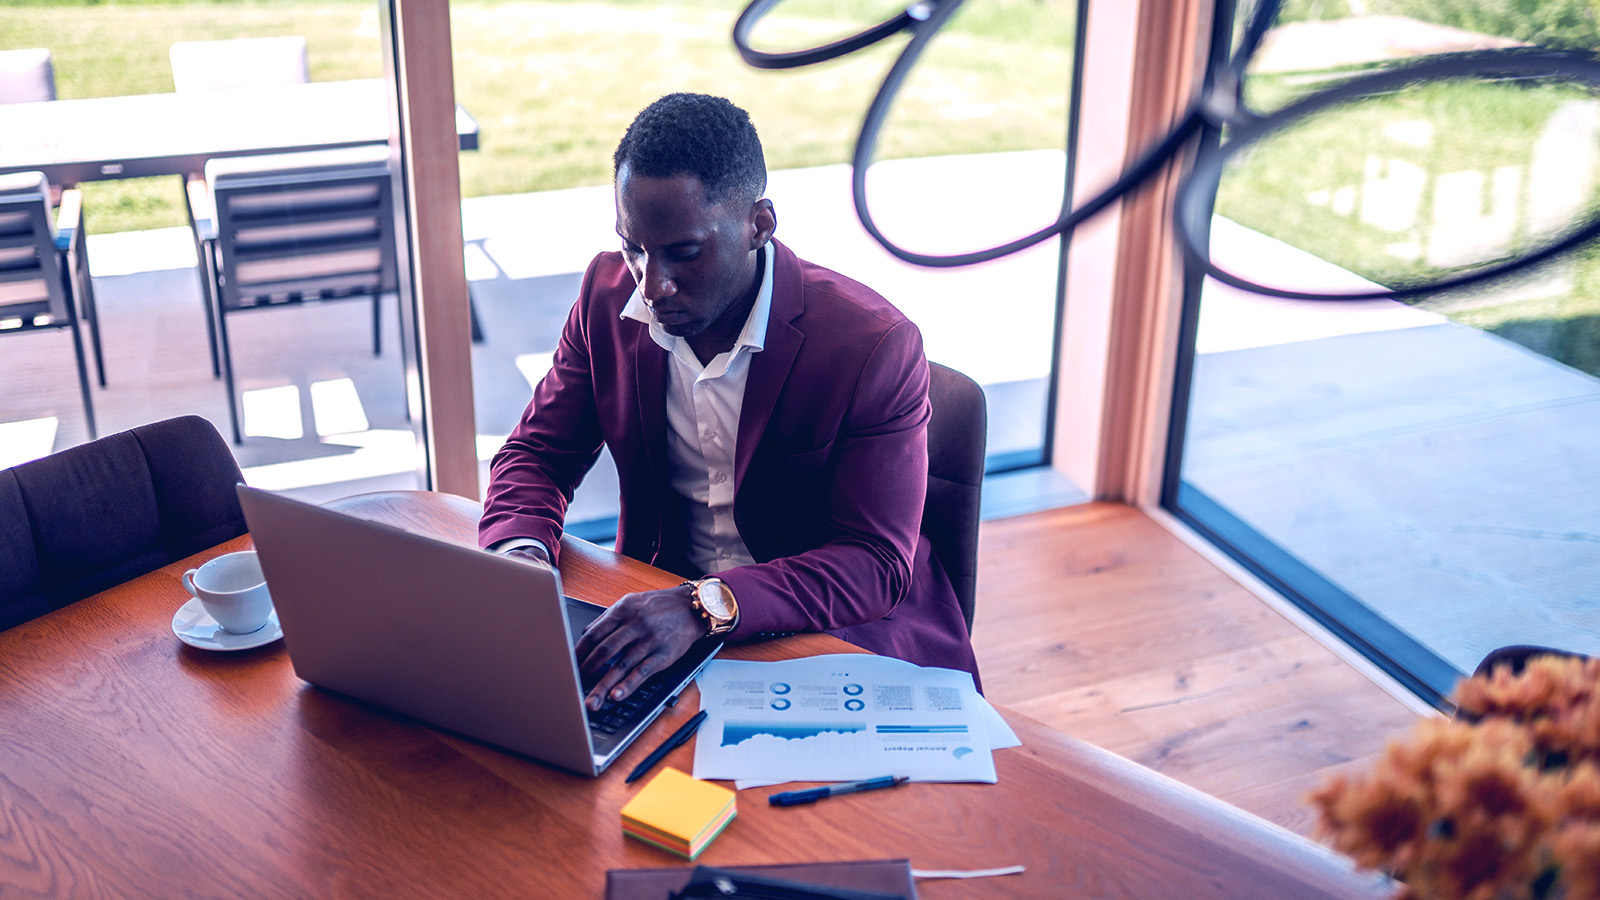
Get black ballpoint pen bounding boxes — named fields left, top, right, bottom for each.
left=625, top=709, right=708, bottom=784
left=768, top=775, right=909, bottom=806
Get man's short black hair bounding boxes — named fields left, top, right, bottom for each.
left=613, top=93, right=767, bottom=206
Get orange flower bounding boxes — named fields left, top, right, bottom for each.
left=1455, top=655, right=1600, bottom=725
left=1316, top=655, right=1600, bottom=900
left=1311, top=770, right=1429, bottom=872
left=1434, top=738, right=1556, bottom=849
left=1551, top=821, right=1600, bottom=899
left=1424, top=827, right=1538, bottom=900
left=1561, top=762, right=1600, bottom=821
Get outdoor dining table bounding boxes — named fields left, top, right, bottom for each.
left=0, top=78, right=478, bottom=185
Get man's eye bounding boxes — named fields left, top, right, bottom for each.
left=622, top=243, right=642, bottom=257
left=669, top=249, right=700, bottom=263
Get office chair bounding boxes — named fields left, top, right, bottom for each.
left=0, top=171, right=104, bottom=439
left=168, top=36, right=309, bottom=94
left=0, top=415, right=248, bottom=631
left=923, top=362, right=987, bottom=634
left=186, top=144, right=399, bottom=443
left=0, top=47, right=56, bottom=104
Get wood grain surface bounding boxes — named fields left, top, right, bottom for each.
left=973, top=502, right=1423, bottom=836
left=0, top=491, right=1391, bottom=899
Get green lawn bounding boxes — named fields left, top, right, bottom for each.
left=1, top=0, right=1074, bottom=233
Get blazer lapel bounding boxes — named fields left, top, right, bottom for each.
left=737, top=243, right=804, bottom=486
left=632, top=322, right=670, bottom=488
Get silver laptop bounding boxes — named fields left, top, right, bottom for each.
left=237, top=486, right=722, bottom=776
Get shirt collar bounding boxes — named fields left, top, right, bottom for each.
left=622, top=242, right=774, bottom=356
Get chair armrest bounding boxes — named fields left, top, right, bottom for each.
left=185, top=175, right=217, bottom=242
left=54, top=188, right=83, bottom=253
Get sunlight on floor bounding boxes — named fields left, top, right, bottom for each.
left=0, top=417, right=59, bottom=469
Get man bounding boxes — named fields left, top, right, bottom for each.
left=480, top=93, right=978, bottom=711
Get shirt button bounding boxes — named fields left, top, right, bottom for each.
left=712, top=471, right=727, bottom=484
left=719, top=550, right=731, bottom=559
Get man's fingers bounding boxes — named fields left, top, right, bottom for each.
left=574, top=603, right=634, bottom=661
left=584, top=646, right=669, bottom=709
left=577, top=619, right=644, bottom=677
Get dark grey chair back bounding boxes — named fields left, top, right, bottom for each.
left=923, top=362, right=986, bottom=634
left=207, top=145, right=398, bottom=312
left=0, top=416, right=247, bottom=630
left=188, top=144, right=399, bottom=442
left=0, top=170, right=99, bottom=436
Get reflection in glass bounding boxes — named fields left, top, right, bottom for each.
left=1211, top=71, right=1600, bottom=299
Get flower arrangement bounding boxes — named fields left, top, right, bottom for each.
left=1310, top=654, right=1600, bottom=900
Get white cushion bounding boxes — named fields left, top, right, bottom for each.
left=0, top=48, right=54, bottom=104
left=0, top=170, right=49, bottom=203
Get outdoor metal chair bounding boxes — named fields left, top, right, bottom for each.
left=168, top=36, right=309, bottom=94
left=0, top=171, right=103, bottom=440
left=0, top=47, right=56, bottom=105
left=185, top=144, right=399, bottom=444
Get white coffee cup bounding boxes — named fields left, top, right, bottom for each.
left=183, top=550, right=274, bottom=634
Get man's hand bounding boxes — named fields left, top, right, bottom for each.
left=573, top=585, right=704, bottom=711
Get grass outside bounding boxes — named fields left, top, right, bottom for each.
left=0, top=0, right=1074, bottom=233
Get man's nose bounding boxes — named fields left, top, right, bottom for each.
left=641, top=257, right=677, bottom=300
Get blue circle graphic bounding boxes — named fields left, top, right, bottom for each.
left=842, top=683, right=864, bottom=695
left=844, top=698, right=865, bottom=711
left=770, top=682, right=791, bottom=694
left=770, top=698, right=791, bottom=711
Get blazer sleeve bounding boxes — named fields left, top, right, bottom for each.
left=719, top=318, right=930, bottom=637
left=478, top=257, right=610, bottom=563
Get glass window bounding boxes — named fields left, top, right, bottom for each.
left=1168, top=0, right=1600, bottom=705
left=452, top=0, right=1081, bottom=531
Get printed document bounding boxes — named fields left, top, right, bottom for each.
left=692, top=654, right=1010, bottom=785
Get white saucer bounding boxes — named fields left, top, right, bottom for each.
left=171, top=597, right=283, bottom=651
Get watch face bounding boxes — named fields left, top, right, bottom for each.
left=699, top=580, right=733, bottom=618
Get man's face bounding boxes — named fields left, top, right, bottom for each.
left=614, top=166, right=772, bottom=340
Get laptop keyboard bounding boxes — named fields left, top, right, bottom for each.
left=587, top=674, right=672, bottom=736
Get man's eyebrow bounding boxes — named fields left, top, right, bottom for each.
left=617, top=235, right=703, bottom=250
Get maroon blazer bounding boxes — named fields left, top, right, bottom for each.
left=480, top=240, right=979, bottom=684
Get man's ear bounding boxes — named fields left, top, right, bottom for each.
left=750, top=198, right=777, bottom=249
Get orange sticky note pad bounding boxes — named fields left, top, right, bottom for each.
left=620, top=767, right=737, bottom=860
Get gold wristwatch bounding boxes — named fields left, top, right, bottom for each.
left=685, top=576, right=739, bottom=635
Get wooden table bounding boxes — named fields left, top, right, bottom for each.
left=0, top=491, right=1390, bottom=899
left=0, top=80, right=478, bottom=185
